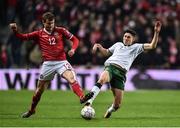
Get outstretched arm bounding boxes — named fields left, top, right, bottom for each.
left=92, top=43, right=111, bottom=57
left=143, top=21, right=162, bottom=50
left=9, top=23, right=38, bottom=40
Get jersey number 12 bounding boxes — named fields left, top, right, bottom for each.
left=49, top=37, right=56, bottom=45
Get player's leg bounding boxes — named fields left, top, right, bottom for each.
left=21, top=80, right=50, bottom=118
left=104, top=65, right=126, bottom=118
left=62, top=70, right=84, bottom=99
left=104, top=88, right=124, bottom=118
left=62, top=69, right=94, bottom=103
left=83, top=69, right=111, bottom=105
left=57, top=61, right=93, bottom=103
left=21, top=61, right=55, bottom=118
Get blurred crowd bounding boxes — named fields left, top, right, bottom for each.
left=0, top=0, right=179, bottom=69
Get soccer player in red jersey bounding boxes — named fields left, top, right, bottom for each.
left=9, top=12, right=93, bottom=118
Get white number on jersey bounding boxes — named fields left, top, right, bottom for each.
left=49, top=37, right=56, bottom=45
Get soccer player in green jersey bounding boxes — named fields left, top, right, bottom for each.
left=81, top=21, right=162, bottom=118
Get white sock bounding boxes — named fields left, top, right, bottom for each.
left=108, top=104, right=115, bottom=113
left=88, top=86, right=100, bottom=105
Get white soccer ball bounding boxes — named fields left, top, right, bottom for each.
left=81, top=106, right=95, bottom=120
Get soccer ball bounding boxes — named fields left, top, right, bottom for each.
left=81, top=106, right=95, bottom=120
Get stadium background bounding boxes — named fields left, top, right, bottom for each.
left=0, top=0, right=179, bottom=68
left=0, top=0, right=179, bottom=90
left=0, top=0, right=180, bottom=127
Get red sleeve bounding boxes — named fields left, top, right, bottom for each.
left=14, top=31, right=39, bottom=40
left=70, top=35, right=79, bottom=51
left=58, top=27, right=73, bottom=39
left=57, top=27, right=79, bottom=50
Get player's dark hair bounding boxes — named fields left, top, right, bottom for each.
left=124, top=29, right=137, bottom=37
left=42, top=12, right=55, bottom=22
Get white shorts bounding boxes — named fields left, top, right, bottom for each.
left=39, top=60, right=74, bottom=81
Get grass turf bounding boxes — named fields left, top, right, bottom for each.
left=0, top=90, right=180, bottom=127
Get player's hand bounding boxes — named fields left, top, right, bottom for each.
left=9, top=23, right=18, bottom=32
left=92, top=43, right=102, bottom=54
left=154, top=21, right=162, bottom=33
left=68, top=49, right=75, bottom=57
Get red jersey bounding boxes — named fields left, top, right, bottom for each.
left=15, top=27, right=79, bottom=61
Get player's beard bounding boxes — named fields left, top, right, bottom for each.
left=46, top=27, right=54, bottom=33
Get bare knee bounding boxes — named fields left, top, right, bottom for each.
left=62, top=70, right=76, bottom=84
left=97, top=71, right=110, bottom=84
left=68, top=77, right=76, bottom=84
left=65, top=75, right=76, bottom=84
left=97, top=77, right=107, bottom=85
left=36, top=80, right=49, bottom=92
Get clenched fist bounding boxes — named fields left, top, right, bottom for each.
left=154, top=21, right=162, bottom=33
left=68, top=49, right=75, bottom=57
left=9, top=23, right=18, bottom=32
left=92, top=43, right=102, bottom=54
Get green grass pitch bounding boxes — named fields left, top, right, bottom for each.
left=0, top=90, right=180, bottom=127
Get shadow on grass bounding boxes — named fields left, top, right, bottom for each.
left=1, top=113, right=180, bottom=120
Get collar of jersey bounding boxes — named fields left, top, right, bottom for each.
left=43, top=28, right=52, bottom=35
left=123, top=42, right=136, bottom=47
left=123, top=43, right=131, bottom=46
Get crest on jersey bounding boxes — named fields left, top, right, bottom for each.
left=54, top=32, right=59, bottom=37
